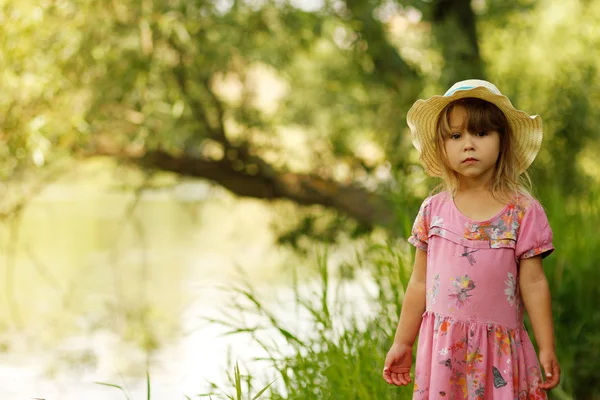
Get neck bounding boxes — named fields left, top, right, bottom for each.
left=455, top=163, right=497, bottom=193
left=457, top=176, right=493, bottom=193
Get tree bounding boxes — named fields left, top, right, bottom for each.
left=0, top=0, right=483, bottom=233
left=4, top=0, right=600, bottom=233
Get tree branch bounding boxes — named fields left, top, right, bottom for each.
left=87, top=146, right=394, bottom=228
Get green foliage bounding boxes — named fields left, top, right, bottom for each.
left=206, top=244, right=413, bottom=400
left=210, top=362, right=277, bottom=400
left=94, top=367, right=274, bottom=400
left=95, top=372, right=140, bottom=400
left=96, top=366, right=275, bottom=400
left=536, top=187, right=600, bottom=399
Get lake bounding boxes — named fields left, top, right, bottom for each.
left=0, top=160, right=381, bottom=400
left=0, top=160, right=313, bottom=399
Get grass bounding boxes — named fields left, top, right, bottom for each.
left=536, top=185, right=600, bottom=399
left=203, top=245, right=414, bottom=400
left=96, top=364, right=275, bottom=400
left=95, top=371, right=148, bottom=400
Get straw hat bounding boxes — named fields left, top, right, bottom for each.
left=406, top=79, right=543, bottom=177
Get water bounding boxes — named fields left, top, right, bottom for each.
left=0, top=161, right=309, bottom=399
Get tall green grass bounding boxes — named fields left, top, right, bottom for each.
left=95, top=371, right=151, bottom=400
left=205, top=245, right=414, bottom=400
left=537, top=186, right=600, bottom=399
left=96, top=363, right=274, bottom=399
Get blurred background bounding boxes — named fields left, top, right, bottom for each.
left=0, top=0, right=599, bottom=399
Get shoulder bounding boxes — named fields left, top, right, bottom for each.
left=416, top=192, right=449, bottom=215
left=414, top=192, right=452, bottom=224
left=423, top=191, right=451, bottom=208
left=512, top=192, right=551, bottom=231
left=513, top=192, right=546, bottom=219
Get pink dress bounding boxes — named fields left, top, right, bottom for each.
left=408, top=191, right=554, bottom=400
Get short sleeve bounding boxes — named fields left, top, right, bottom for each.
left=515, top=201, right=554, bottom=260
left=408, top=198, right=431, bottom=252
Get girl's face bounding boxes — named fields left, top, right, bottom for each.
left=443, top=105, right=500, bottom=187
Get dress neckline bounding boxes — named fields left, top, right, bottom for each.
left=449, top=192, right=513, bottom=224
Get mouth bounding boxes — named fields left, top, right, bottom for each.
left=462, top=158, right=479, bottom=164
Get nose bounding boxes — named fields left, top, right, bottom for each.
left=463, top=135, right=475, bottom=151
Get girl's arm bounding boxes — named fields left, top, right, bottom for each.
left=383, top=247, right=427, bottom=386
left=393, top=248, right=427, bottom=346
left=519, top=255, right=561, bottom=390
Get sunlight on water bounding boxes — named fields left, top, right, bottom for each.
left=0, top=160, right=306, bottom=399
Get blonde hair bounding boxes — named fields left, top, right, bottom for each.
left=431, top=98, right=533, bottom=203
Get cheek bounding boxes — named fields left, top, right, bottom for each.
left=444, top=142, right=459, bottom=161
left=492, top=140, right=501, bottom=160
left=483, top=137, right=501, bottom=160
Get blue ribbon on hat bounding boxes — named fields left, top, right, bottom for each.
left=444, top=86, right=475, bottom=97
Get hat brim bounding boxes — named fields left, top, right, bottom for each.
left=407, top=86, right=543, bottom=177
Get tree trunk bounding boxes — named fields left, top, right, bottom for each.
left=432, top=0, right=485, bottom=88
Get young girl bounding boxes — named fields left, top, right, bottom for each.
left=383, top=80, right=560, bottom=399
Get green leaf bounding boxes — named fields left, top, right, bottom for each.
left=94, top=382, right=132, bottom=400
left=251, top=379, right=277, bottom=400
left=147, top=371, right=151, bottom=400
left=234, top=362, right=242, bottom=400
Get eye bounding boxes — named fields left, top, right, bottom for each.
left=449, top=133, right=461, bottom=140
left=476, top=131, right=488, bottom=137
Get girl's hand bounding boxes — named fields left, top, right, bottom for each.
left=383, top=343, right=413, bottom=386
left=538, top=349, right=561, bottom=390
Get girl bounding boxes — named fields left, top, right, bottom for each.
left=383, top=80, right=560, bottom=399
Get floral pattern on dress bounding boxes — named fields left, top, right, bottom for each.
left=432, top=215, right=445, bottom=227
left=429, top=226, right=447, bottom=239
left=449, top=275, right=476, bottom=311
left=429, top=328, right=546, bottom=400
left=433, top=313, right=453, bottom=338
left=428, top=274, right=440, bottom=304
left=504, top=272, right=517, bottom=308
left=518, top=367, right=546, bottom=400
left=494, top=327, right=511, bottom=356
left=462, top=200, right=530, bottom=247
left=465, top=348, right=486, bottom=399
left=521, top=244, right=554, bottom=259
left=409, top=197, right=432, bottom=251
left=412, top=370, right=428, bottom=397
left=437, top=339, right=487, bottom=399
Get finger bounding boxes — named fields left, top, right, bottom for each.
left=539, top=374, right=558, bottom=390
left=538, top=363, right=551, bottom=389
left=392, top=372, right=403, bottom=386
left=382, top=367, right=393, bottom=385
left=548, top=374, right=559, bottom=389
left=547, top=361, right=560, bottom=388
left=542, top=361, right=553, bottom=380
left=539, top=361, right=559, bottom=389
left=391, top=372, right=404, bottom=386
left=538, top=380, right=551, bottom=390
left=401, top=372, right=412, bottom=384
left=397, top=372, right=409, bottom=386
